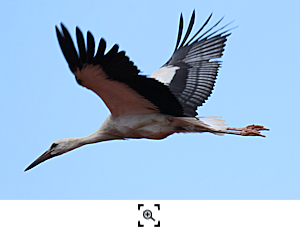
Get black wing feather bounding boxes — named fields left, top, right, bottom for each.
left=56, top=25, right=79, bottom=72
left=174, top=13, right=183, bottom=53
left=86, top=31, right=95, bottom=63
left=186, top=13, right=212, bottom=46
left=178, top=10, right=195, bottom=49
left=76, top=27, right=86, bottom=66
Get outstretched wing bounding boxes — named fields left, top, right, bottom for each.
left=151, top=10, right=232, bottom=117
left=56, top=24, right=184, bottom=118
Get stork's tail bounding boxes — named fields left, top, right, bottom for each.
left=173, top=116, right=227, bottom=136
left=198, top=116, right=227, bottom=135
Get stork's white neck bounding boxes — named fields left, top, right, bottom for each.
left=51, top=115, right=123, bottom=155
left=53, top=128, right=123, bottom=156
left=76, top=130, right=123, bottom=147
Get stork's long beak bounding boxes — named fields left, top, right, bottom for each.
left=24, top=150, right=53, bottom=172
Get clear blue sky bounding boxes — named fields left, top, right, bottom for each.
left=0, top=0, right=299, bottom=200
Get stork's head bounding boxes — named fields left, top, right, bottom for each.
left=24, top=138, right=81, bottom=171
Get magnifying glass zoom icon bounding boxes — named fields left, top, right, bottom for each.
left=143, top=209, right=155, bottom=221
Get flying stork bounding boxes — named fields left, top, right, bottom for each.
left=25, top=11, right=269, bottom=171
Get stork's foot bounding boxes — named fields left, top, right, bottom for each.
left=227, top=124, right=269, bottom=137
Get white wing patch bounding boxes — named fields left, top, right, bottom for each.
left=151, top=65, right=180, bottom=85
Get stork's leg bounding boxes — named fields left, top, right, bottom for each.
left=224, top=124, right=269, bottom=137
left=172, top=117, right=269, bottom=137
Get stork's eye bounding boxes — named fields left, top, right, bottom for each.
left=50, top=143, right=58, bottom=150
